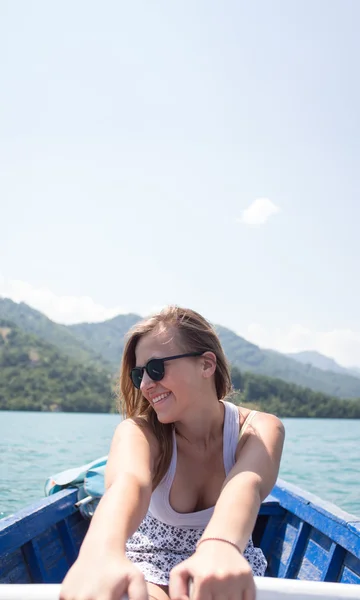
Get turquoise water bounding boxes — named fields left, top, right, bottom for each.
left=0, top=412, right=359, bottom=519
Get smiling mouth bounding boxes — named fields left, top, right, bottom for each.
left=152, top=392, right=171, bottom=405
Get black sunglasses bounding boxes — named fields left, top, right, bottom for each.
left=130, top=352, right=204, bottom=389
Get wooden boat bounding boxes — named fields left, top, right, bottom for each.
left=0, top=477, right=359, bottom=599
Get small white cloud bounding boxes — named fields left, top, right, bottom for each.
left=243, top=322, right=360, bottom=369
left=237, top=198, right=280, bottom=226
left=0, top=277, right=126, bottom=324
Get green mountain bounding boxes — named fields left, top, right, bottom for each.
left=351, top=366, right=360, bottom=377
left=1, top=306, right=359, bottom=417
left=68, top=313, right=360, bottom=400
left=0, top=319, right=114, bottom=412
left=287, top=350, right=360, bottom=379
left=68, top=313, right=140, bottom=369
left=2, top=299, right=360, bottom=401
left=0, top=298, right=110, bottom=369
left=231, top=368, right=360, bottom=418
left=217, top=325, right=360, bottom=399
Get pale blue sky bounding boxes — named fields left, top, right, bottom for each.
left=1, top=1, right=360, bottom=366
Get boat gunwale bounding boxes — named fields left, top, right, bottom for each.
left=0, top=478, right=359, bottom=563
left=271, top=478, right=360, bottom=558
left=0, top=489, right=79, bottom=556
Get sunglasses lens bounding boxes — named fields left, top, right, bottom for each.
left=147, top=359, right=165, bottom=381
left=131, top=368, right=143, bottom=389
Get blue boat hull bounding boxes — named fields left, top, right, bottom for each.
left=1, top=479, right=359, bottom=585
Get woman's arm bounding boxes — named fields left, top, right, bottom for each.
left=200, top=411, right=285, bottom=551
left=169, top=412, right=285, bottom=600
left=61, top=418, right=159, bottom=600
left=79, top=417, right=159, bottom=556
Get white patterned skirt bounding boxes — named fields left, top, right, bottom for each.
left=126, top=512, right=267, bottom=586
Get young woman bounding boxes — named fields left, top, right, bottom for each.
left=61, top=306, right=285, bottom=600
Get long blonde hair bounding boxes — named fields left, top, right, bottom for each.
left=118, top=306, right=232, bottom=488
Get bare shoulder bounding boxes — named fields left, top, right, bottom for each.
left=237, top=405, right=252, bottom=427
left=237, top=406, right=285, bottom=446
left=233, top=409, right=285, bottom=499
left=105, top=416, right=161, bottom=489
left=113, top=415, right=160, bottom=446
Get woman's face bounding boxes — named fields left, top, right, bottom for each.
left=134, top=327, right=203, bottom=423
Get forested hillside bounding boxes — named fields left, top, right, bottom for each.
left=1, top=300, right=360, bottom=417
left=2, top=299, right=360, bottom=400
left=0, top=320, right=114, bottom=412
left=69, top=313, right=140, bottom=367
left=231, top=368, right=360, bottom=418
left=217, top=326, right=360, bottom=399
left=0, top=298, right=109, bottom=368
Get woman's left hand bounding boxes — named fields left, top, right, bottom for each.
left=169, top=539, right=255, bottom=600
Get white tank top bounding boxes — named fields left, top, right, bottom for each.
left=149, top=401, right=257, bottom=529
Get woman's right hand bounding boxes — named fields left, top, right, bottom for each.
left=60, top=551, right=148, bottom=600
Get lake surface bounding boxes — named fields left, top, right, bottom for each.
left=0, top=412, right=359, bottom=519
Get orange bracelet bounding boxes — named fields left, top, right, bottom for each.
left=196, top=537, right=242, bottom=555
